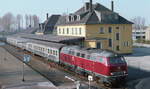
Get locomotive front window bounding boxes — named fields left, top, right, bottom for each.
left=81, top=54, right=85, bottom=58
left=109, top=57, right=126, bottom=64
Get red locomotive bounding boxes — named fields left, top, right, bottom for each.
left=60, top=46, right=127, bottom=86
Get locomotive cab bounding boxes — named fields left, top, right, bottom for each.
left=105, top=56, right=128, bottom=85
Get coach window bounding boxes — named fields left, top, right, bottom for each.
left=87, top=55, right=91, bottom=59
left=81, top=54, right=85, bottom=58
left=56, top=51, right=58, bottom=56
left=48, top=49, right=50, bottom=53
left=50, top=49, right=52, bottom=54
left=77, top=52, right=80, bottom=57
left=72, top=51, right=75, bottom=55
left=53, top=50, right=55, bottom=55
left=69, top=50, right=72, bottom=54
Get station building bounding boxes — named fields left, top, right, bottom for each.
left=55, top=0, right=133, bottom=54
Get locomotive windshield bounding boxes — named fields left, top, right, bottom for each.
left=108, top=56, right=126, bottom=64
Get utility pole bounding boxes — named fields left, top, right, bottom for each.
left=65, top=76, right=82, bottom=89
left=22, top=62, right=25, bottom=81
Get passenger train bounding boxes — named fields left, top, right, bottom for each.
left=6, top=37, right=128, bottom=86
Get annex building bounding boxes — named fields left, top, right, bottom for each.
left=56, top=0, right=133, bottom=54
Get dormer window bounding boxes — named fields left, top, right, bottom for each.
left=77, top=15, right=80, bottom=21
left=114, top=14, right=118, bottom=20
left=71, top=16, right=74, bottom=21
left=66, top=16, right=71, bottom=22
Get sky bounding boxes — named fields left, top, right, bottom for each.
left=0, top=0, right=150, bottom=26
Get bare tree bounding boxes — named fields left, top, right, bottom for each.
left=1, top=12, right=14, bottom=33
left=131, top=16, right=146, bottom=41
left=25, top=14, right=29, bottom=28
left=32, top=15, right=39, bottom=28
left=131, top=16, right=146, bottom=30
left=16, top=14, right=23, bottom=31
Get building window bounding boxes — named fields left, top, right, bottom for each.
left=79, top=28, right=82, bottom=35
left=96, top=42, right=101, bottom=49
left=63, top=28, right=65, bottom=34
left=124, top=41, right=129, bottom=47
left=59, top=28, right=61, bottom=34
left=108, top=39, right=112, bottom=47
left=72, top=28, right=74, bottom=35
left=100, top=27, right=104, bottom=34
left=116, top=26, right=120, bottom=30
left=75, top=28, right=78, bottom=35
left=116, top=45, right=120, bottom=51
left=108, top=27, right=112, bottom=33
left=77, top=15, right=80, bottom=21
left=116, top=33, right=120, bottom=40
left=67, top=28, right=69, bottom=34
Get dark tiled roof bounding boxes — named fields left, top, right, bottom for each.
left=37, top=15, right=61, bottom=34
left=56, top=3, right=133, bottom=26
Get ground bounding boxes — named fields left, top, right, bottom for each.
left=126, top=45, right=150, bottom=89
left=0, top=46, right=57, bottom=89
left=1, top=42, right=150, bottom=89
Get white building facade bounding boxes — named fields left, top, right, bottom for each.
left=132, top=29, right=146, bottom=41
left=146, top=26, right=150, bottom=41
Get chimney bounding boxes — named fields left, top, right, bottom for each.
left=89, top=0, right=93, bottom=13
left=111, top=0, right=114, bottom=12
left=46, top=13, right=49, bottom=20
left=84, top=2, right=90, bottom=11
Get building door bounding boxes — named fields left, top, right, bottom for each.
left=96, top=42, right=101, bottom=49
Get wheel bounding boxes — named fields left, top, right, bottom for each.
left=103, top=81, right=112, bottom=87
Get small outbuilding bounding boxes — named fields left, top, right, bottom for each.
left=146, top=25, right=150, bottom=41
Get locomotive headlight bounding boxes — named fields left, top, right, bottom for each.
left=124, top=71, right=127, bottom=74
left=110, top=73, right=114, bottom=76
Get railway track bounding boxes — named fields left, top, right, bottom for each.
left=2, top=43, right=127, bottom=89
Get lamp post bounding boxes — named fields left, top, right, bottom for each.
left=0, top=42, right=5, bottom=64
left=88, top=75, right=93, bottom=89
left=22, top=54, right=30, bottom=82
left=17, top=41, right=30, bottom=82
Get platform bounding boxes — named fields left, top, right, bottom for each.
left=0, top=47, right=57, bottom=89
